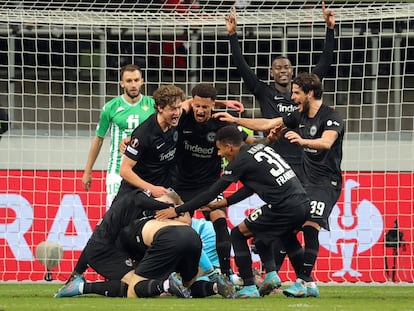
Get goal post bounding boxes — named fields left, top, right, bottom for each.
left=0, top=1, right=413, bottom=283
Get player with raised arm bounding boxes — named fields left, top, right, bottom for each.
left=82, top=64, right=155, bottom=210
left=225, top=3, right=335, bottom=279
left=156, top=125, right=310, bottom=298
left=225, top=1, right=335, bottom=182
left=213, top=72, right=344, bottom=298
left=0, top=106, right=8, bottom=141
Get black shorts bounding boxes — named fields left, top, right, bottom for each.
left=135, top=226, right=202, bottom=282
left=290, top=162, right=305, bottom=185
left=305, top=183, right=342, bottom=231
left=83, top=239, right=134, bottom=280
left=244, top=194, right=309, bottom=245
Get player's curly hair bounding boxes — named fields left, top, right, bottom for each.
left=292, top=72, right=324, bottom=100
left=153, top=84, right=186, bottom=109
left=215, top=125, right=243, bottom=146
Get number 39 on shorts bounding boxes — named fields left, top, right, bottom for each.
left=309, top=200, right=325, bottom=216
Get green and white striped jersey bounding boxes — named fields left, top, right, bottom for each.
left=96, top=94, right=155, bottom=174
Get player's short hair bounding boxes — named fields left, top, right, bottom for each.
left=271, top=55, right=293, bottom=68
left=215, top=125, right=243, bottom=146
left=158, top=191, right=184, bottom=206
left=191, top=83, right=217, bottom=101
left=292, top=72, right=323, bottom=99
left=120, top=64, right=142, bottom=80
left=153, top=84, right=186, bottom=109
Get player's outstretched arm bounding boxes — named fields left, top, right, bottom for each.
left=225, top=6, right=237, bottom=36
left=214, top=99, right=244, bottom=113
left=213, top=112, right=283, bottom=132
left=312, top=1, right=335, bottom=80
left=322, top=1, right=335, bottom=30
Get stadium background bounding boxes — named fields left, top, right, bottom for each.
left=0, top=1, right=413, bottom=283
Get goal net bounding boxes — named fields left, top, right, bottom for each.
left=0, top=0, right=412, bottom=283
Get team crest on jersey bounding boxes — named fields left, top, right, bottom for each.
left=173, top=131, right=179, bottom=142
left=310, top=125, right=318, bottom=137
left=130, top=138, right=140, bottom=148
left=125, top=258, right=133, bottom=267
left=206, top=131, right=216, bottom=143
left=327, top=119, right=340, bottom=127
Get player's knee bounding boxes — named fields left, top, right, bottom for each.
left=230, top=226, right=245, bottom=241
left=210, top=209, right=226, bottom=221
left=251, top=238, right=267, bottom=253
left=303, top=220, right=320, bottom=231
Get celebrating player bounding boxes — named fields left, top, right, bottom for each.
left=225, top=1, right=335, bottom=182
left=116, top=84, right=185, bottom=199
left=156, top=125, right=310, bottom=298
left=173, top=83, right=255, bottom=279
left=213, top=72, right=344, bottom=298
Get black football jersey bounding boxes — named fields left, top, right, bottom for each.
left=174, top=110, right=248, bottom=191
left=247, top=82, right=303, bottom=166
left=228, top=28, right=335, bottom=168
left=92, top=190, right=171, bottom=243
left=284, top=104, right=344, bottom=187
left=175, top=143, right=307, bottom=215
left=221, top=143, right=306, bottom=205
left=123, top=113, right=178, bottom=188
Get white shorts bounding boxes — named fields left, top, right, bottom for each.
left=105, top=173, right=122, bottom=210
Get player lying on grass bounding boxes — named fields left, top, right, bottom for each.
left=120, top=211, right=235, bottom=299
left=55, top=192, right=191, bottom=298
left=55, top=191, right=235, bottom=299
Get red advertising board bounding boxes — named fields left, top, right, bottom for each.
left=0, top=170, right=413, bottom=283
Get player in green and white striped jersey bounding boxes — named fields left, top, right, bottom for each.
left=82, top=64, right=155, bottom=210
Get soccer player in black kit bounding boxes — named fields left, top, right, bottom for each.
left=119, top=83, right=254, bottom=282
left=225, top=1, right=335, bottom=182
left=117, top=84, right=186, bottom=199
left=213, top=72, right=344, bottom=298
left=174, top=83, right=255, bottom=280
left=59, top=84, right=186, bottom=292
left=156, top=125, right=310, bottom=298
left=54, top=191, right=189, bottom=298
left=121, top=213, right=202, bottom=299
left=225, top=2, right=336, bottom=280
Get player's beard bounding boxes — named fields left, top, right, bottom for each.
left=301, top=98, right=310, bottom=114
left=126, top=89, right=140, bottom=99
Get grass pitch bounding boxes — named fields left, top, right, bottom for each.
left=0, top=283, right=412, bottom=311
